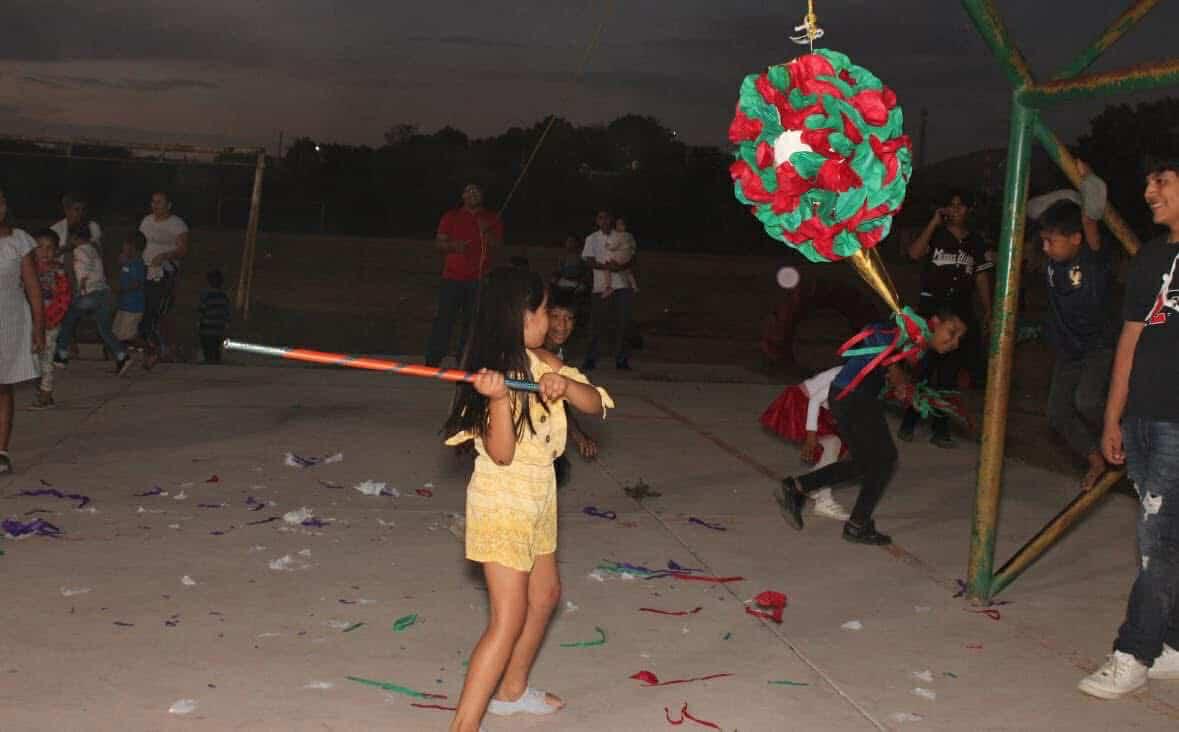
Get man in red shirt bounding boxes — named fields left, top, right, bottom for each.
left=425, top=183, right=503, bottom=366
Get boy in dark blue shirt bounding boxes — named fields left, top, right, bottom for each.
left=1039, top=199, right=1116, bottom=490
left=775, top=308, right=967, bottom=545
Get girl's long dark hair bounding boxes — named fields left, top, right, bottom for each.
left=443, top=266, right=547, bottom=440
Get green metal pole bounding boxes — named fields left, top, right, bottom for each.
left=1020, top=58, right=1179, bottom=105
left=1054, top=0, right=1162, bottom=79
left=966, top=94, right=1035, bottom=603
left=960, top=0, right=1035, bottom=85
left=1030, top=120, right=1141, bottom=256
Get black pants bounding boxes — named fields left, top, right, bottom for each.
left=425, top=279, right=479, bottom=367
left=140, top=278, right=176, bottom=350
left=201, top=336, right=224, bottom=364
left=798, top=387, right=897, bottom=525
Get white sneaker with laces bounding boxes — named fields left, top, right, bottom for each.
left=810, top=488, right=851, bottom=521
left=1149, top=644, right=1179, bottom=680
left=1077, top=651, right=1148, bottom=699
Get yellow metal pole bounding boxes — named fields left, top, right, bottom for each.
left=238, top=151, right=266, bottom=320
left=989, top=469, right=1124, bottom=596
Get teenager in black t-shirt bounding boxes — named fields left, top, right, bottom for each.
left=902, top=190, right=992, bottom=448
left=1079, top=156, right=1179, bottom=700
left=1039, top=199, right=1116, bottom=490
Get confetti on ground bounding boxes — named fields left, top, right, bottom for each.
left=912, top=670, right=933, bottom=683
left=392, top=614, right=418, bottom=633
left=344, top=676, right=447, bottom=699
left=60, top=587, right=91, bottom=597
left=745, top=590, right=787, bottom=623
left=181, top=576, right=197, bottom=586
left=944, top=671, right=959, bottom=678
left=912, top=687, right=937, bottom=701
left=664, top=701, right=721, bottom=729
left=583, top=506, right=617, bottom=520
left=205, top=475, right=220, bottom=483
left=688, top=517, right=726, bottom=531
left=564, top=601, right=579, bottom=613
left=623, top=480, right=661, bottom=500
left=304, top=681, right=334, bottom=689
left=841, top=620, right=863, bottom=631
left=134, top=487, right=165, bottom=497
left=283, top=507, right=314, bottom=524
left=560, top=626, right=606, bottom=648
left=168, top=699, right=197, bottom=715
left=16, top=488, right=91, bottom=510
left=640, top=607, right=702, bottom=616
left=285, top=452, right=343, bottom=468
left=415, top=488, right=433, bottom=497
left=2, top=518, right=62, bottom=538
left=411, top=703, right=458, bottom=711
left=342, top=622, right=366, bottom=633
left=355, top=481, right=398, bottom=497
left=630, top=671, right=733, bottom=687
left=768, top=680, right=809, bottom=687
left=890, top=712, right=925, bottom=723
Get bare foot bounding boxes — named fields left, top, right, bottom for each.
left=1081, top=452, right=1107, bottom=491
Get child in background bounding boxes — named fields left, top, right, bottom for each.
left=554, top=234, right=587, bottom=296
left=543, top=288, right=599, bottom=487
left=443, top=267, right=612, bottom=731
left=113, top=232, right=147, bottom=348
left=53, top=224, right=132, bottom=376
left=776, top=308, right=968, bottom=545
left=601, top=217, right=638, bottom=298
left=197, top=269, right=232, bottom=364
left=759, top=365, right=850, bottom=520
left=30, top=229, right=70, bottom=409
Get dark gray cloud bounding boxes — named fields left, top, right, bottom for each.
left=24, top=74, right=217, bottom=92
left=3, top=0, right=1177, bottom=161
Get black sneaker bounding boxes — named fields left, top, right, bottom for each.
left=116, top=355, right=133, bottom=376
left=773, top=476, right=806, bottom=530
left=0, top=451, right=12, bottom=475
left=843, top=519, right=892, bottom=545
left=930, top=433, right=957, bottom=449
left=52, top=354, right=68, bottom=369
left=554, top=454, right=572, bottom=489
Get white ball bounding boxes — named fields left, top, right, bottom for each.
left=776, top=266, right=801, bottom=289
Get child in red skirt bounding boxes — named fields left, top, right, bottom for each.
left=760, top=366, right=850, bottom=520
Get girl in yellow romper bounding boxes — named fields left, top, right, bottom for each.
left=443, top=267, right=613, bottom=732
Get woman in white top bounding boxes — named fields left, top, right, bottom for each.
left=0, top=190, right=46, bottom=474
left=138, top=191, right=189, bottom=367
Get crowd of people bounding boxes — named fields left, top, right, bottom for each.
left=0, top=189, right=231, bottom=475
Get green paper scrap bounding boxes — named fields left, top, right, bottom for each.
left=944, top=671, right=959, bottom=679
left=342, top=622, right=365, bottom=633
left=722, top=632, right=732, bottom=640
left=768, top=680, right=810, bottom=687
left=392, top=613, right=418, bottom=632
left=346, top=675, right=429, bottom=699
left=560, top=626, right=606, bottom=648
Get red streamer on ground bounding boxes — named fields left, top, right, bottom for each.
left=206, top=475, right=220, bottom=483
left=410, top=703, right=457, bottom=711
left=416, top=488, right=433, bottom=497
left=665, top=702, right=722, bottom=729
left=640, top=607, right=703, bottom=616
left=967, top=608, right=1001, bottom=621
left=744, top=590, right=787, bottom=624
left=631, top=670, right=734, bottom=687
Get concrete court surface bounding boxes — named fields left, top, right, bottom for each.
left=1, top=356, right=1177, bottom=732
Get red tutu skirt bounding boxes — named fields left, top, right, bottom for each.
left=759, top=384, right=840, bottom=444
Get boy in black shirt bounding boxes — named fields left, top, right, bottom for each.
left=1039, top=199, right=1116, bottom=490
left=1078, top=156, right=1179, bottom=699
left=902, top=190, right=992, bottom=447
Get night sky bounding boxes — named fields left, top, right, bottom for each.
left=2, top=1, right=1175, bottom=162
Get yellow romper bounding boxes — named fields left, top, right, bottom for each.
left=445, top=351, right=614, bottom=572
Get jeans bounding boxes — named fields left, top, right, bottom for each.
left=585, top=287, right=634, bottom=363
left=798, top=387, right=897, bottom=525
left=1114, top=417, right=1179, bottom=666
left=55, top=290, right=125, bottom=361
left=425, top=278, right=478, bottom=367
left=139, top=277, right=176, bottom=350
left=1047, top=348, right=1113, bottom=459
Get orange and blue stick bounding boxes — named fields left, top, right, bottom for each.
left=222, top=339, right=539, bottom=392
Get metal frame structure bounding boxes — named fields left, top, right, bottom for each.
left=0, top=134, right=266, bottom=319
left=961, top=0, right=1176, bottom=601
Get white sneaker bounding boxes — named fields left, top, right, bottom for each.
left=1149, top=644, right=1179, bottom=680
left=810, top=488, right=851, bottom=521
left=1078, top=651, right=1148, bottom=699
